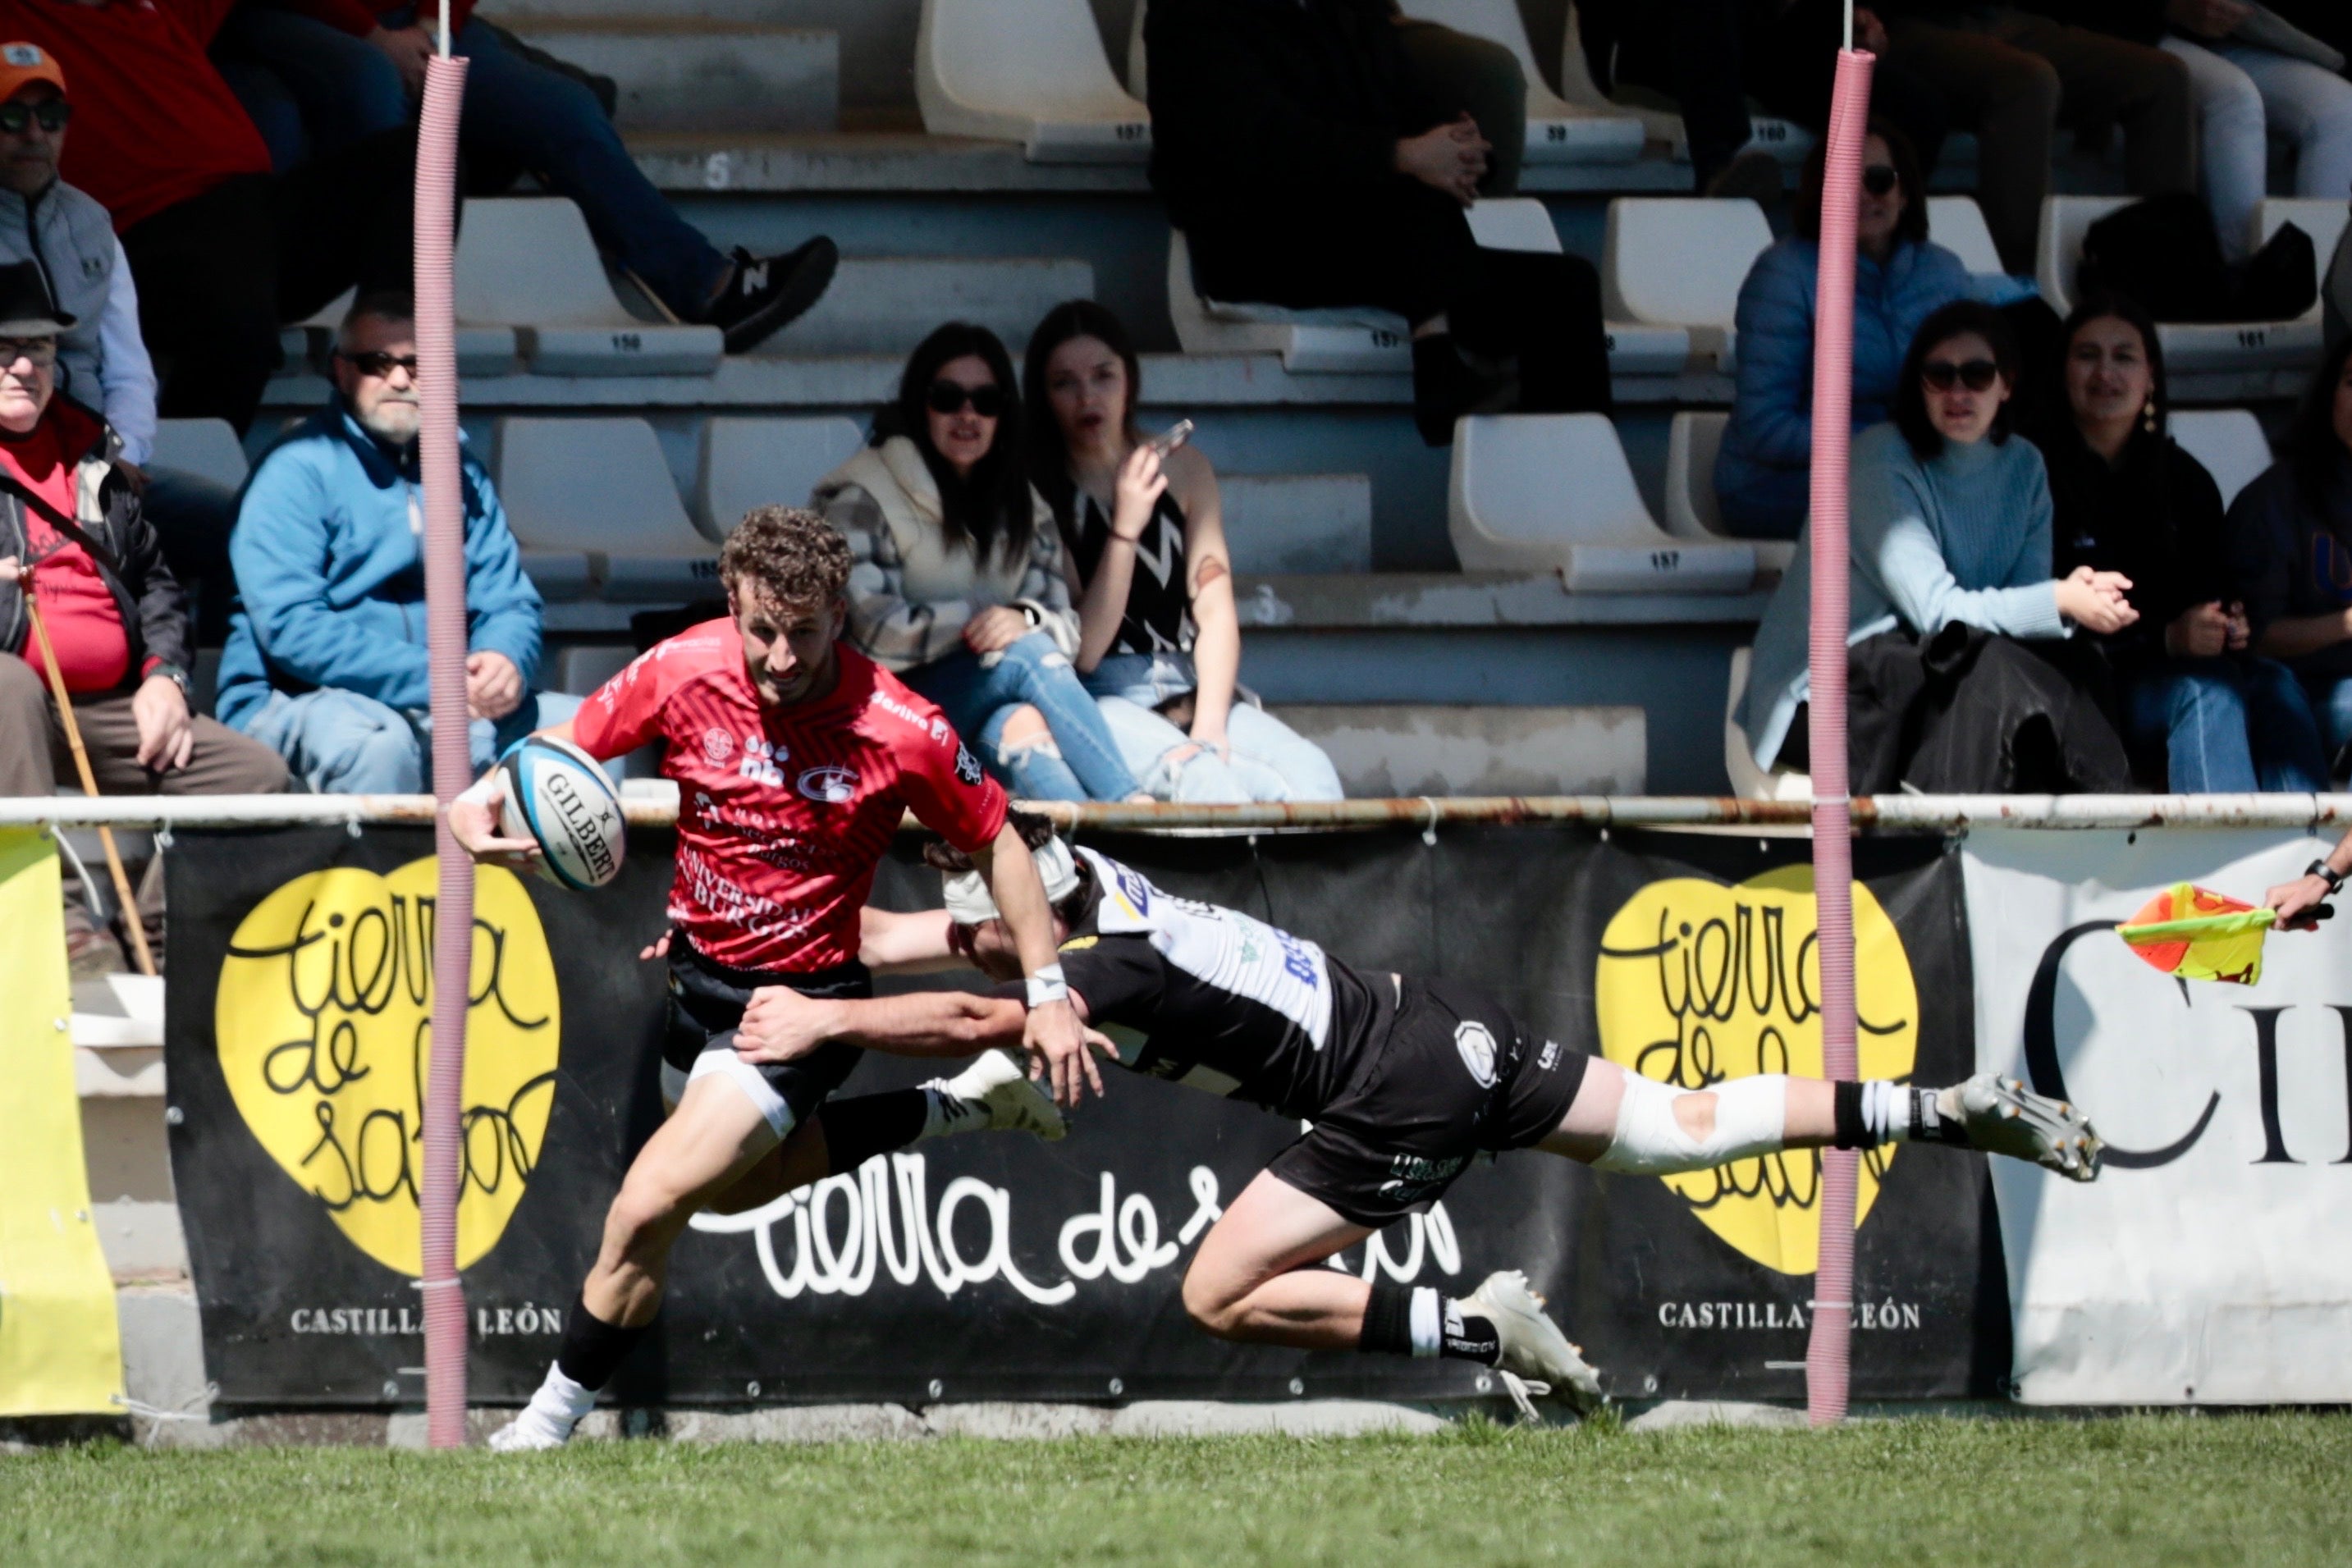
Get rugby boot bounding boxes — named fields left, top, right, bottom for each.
left=490, top=1365, right=596, bottom=1451
left=1941, top=1073, right=2102, bottom=1182
left=931, top=1049, right=1067, bottom=1141
left=1462, top=1269, right=1605, bottom=1415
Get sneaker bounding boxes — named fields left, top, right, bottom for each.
left=1462, top=1269, right=1604, bottom=1413
left=704, top=237, right=838, bottom=354
left=490, top=1364, right=596, bottom=1451
left=1942, top=1073, right=2103, bottom=1182
left=931, top=1049, right=1067, bottom=1141
left=65, top=912, right=126, bottom=981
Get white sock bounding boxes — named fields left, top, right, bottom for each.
left=523, top=1363, right=595, bottom=1430
left=1860, top=1081, right=1948, bottom=1145
left=1407, top=1286, right=1444, bottom=1359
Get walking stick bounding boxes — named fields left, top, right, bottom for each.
left=19, top=569, right=158, bottom=977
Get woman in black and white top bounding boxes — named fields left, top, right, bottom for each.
left=1025, top=301, right=1341, bottom=802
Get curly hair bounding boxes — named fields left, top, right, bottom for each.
left=719, top=505, right=853, bottom=609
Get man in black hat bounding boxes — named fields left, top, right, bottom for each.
left=0, top=258, right=283, bottom=973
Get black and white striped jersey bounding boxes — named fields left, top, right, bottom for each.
left=1018, top=848, right=1393, bottom=1120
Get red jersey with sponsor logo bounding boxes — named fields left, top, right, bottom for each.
left=571, top=620, right=1006, bottom=973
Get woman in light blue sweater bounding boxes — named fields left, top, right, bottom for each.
left=1714, top=121, right=1970, bottom=541
left=1740, top=300, right=2139, bottom=793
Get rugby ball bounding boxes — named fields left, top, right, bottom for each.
left=496, top=734, right=625, bottom=890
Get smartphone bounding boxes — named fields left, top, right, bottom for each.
left=1145, top=418, right=1194, bottom=458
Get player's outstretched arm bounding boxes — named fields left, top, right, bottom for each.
left=858, top=907, right=963, bottom=972
left=446, top=716, right=587, bottom=870
left=2266, top=828, right=2350, bottom=929
left=972, top=821, right=1098, bottom=1107
left=736, top=985, right=1032, bottom=1063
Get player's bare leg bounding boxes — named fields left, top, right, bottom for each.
left=1178, top=1171, right=1603, bottom=1416
left=1538, top=1058, right=2102, bottom=1180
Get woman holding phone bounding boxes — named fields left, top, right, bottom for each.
left=1025, top=301, right=1341, bottom=802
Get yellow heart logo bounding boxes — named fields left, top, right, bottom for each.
left=1595, top=865, right=1917, bottom=1275
left=213, top=858, right=561, bottom=1277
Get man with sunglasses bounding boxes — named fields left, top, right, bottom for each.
left=214, top=290, right=574, bottom=793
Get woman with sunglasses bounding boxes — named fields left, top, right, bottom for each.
left=1740, top=300, right=2138, bottom=793
left=1714, top=121, right=1970, bottom=542
left=812, top=322, right=1139, bottom=802
left=2226, top=334, right=2352, bottom=770
left=1022, top=300, right=1341, bottom=803
left=2033, top=293, right=2326, bottom=793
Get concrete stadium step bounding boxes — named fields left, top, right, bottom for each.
left=495, top=17, right=838, bottom=135
left=1219, top=474, right=1372, bottom=575
left=1271, top=703, right=1645, bottom=796
left=769, top=254, right=1094, bottom=355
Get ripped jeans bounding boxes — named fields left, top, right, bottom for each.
left=1086, top=653, right=1344, bottom=803
left=902, top=631, right=1139, bottom=802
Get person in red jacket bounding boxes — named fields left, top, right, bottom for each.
left=206, top=0, right=837, bottom=354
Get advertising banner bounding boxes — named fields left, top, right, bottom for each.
left=167, top=825, right=1999, bottom=1407
left=1963, top=829, right=2352, bottom=1404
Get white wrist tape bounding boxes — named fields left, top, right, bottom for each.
left=1025, top=963, right=1069, bottom=1008
left=455, top=771, right=503, bottom=811
left=1590, top=1072, right=1789, bottom=1175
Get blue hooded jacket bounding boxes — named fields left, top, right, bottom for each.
left=215, top=396, right=543, bottom=731
left=1713, top=235, right=1970, bottom=538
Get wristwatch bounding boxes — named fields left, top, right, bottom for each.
left=2306, top=858, right=2344, bottom=894
left=149, top=661, right=190, bottom=698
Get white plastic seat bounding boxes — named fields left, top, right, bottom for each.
left=457, top=199, right=721, bottom=377
left=149, top=418, right=248, bottom=489
left=1723, top=647, right=1811, bottom=800
left=1554, top=3, right=1812, bottom=167
left=1391, top=0, right=1642, bottom=164
left=1448, top=413, right=1755, bottom=592
left=495, top=417, right=716, bottom=603
left=2167, top=409, right=2272, bottom=510
left=2036, top=195, right=2325, bottom=372
left=693, top=416, right=865, bottom=541
left=1663, top=410, right=1796, bottom=575
left=1925, top=195, right=2004, bottom=275
left=919, top=0, right=1149, bottom=162
left=1603, top=198, right=1771, bottom=373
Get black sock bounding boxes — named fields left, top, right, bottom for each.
left=815, top=1090, right=930, bottom=1175
left=553, top=1295, right=650, bottom=1391
left=1832, top=1080, right=1869, bottom=1149
left=1360, top=1282, right=1502, bottom=1364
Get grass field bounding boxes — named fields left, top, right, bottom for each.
left=6, top=1412, right=2348, bottom=1566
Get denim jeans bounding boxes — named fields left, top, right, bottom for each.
left=215, top=7, right=730, bottom=315
left=237, top=686, right=584, bottom=794
left=2120, top=657, right=2328, bottom=793
left=901, top=633, right=1138, bottom=802
left=1085, top=653, right=1344, bottom=803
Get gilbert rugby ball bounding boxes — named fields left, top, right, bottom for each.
left=497, top=734, right=625, bottom=890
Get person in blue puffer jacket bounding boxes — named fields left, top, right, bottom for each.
left=216, top=290, right=576, bottom=793
left=1713, top=121, right=1971, bottom=541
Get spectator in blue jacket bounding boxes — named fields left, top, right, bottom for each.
left=217, top=290, right=574, bottom=793
left=1714, top=121, right=1971, bottom=540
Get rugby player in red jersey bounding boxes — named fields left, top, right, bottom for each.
left=450, top=507, right=1091, bottom=1451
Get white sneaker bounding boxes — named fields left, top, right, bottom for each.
left=1463, top=1269, right=1605, bottom=1414
left=489, top=1365, right=595, bottom=1451
left=1943, top=1073, right=2102, bottom=1182
left=932, top=1049, right=1066, bottom=1141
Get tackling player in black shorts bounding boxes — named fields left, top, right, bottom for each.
left=734, top=816, right=2104, bottom=1411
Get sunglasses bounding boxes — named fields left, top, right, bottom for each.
left=927, top=380, right=1004, bottom=418
left=1861, top=163, right=1898, bottom=197
left=1922, top=358, right=2000, bottom=392
left=0, top=99, right=70, bottom=135
left=341, top=350, right=419, bottom=379
left=0, top=336, right=55, bottom=368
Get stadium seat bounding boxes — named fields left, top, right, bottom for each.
left=1663, top=410, right=1796, bottom=574
left=1270, top=703, right=1646, bottom=794
left=1448, top=413, right=1756, bottom=592
left=1925, top=195, right=2004, bottom=276
left=149, top=418, right=248, bottom=489
left=1602, top=198, right=1771, bottom=373
left=693, top=416, right=865, bottom=542
left=1391, top=0, right=1642, bottom=164
left=457, top=199, right=722, bottom=377
left=494, top=417, right=717, bottom=603
left=2035, top=195, right=2329, bottom=372
left=917, top=0, right=1150, bottom=162
left=1723, top=646, right=1811, bottom=801
left=281, top=286, right=519, bottom=379
left=1219, top=473, right=1374, bottom=574
left=2167, top=408, right=2272, bottom=510
left=1554, top=3, right=1813, bottom=166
